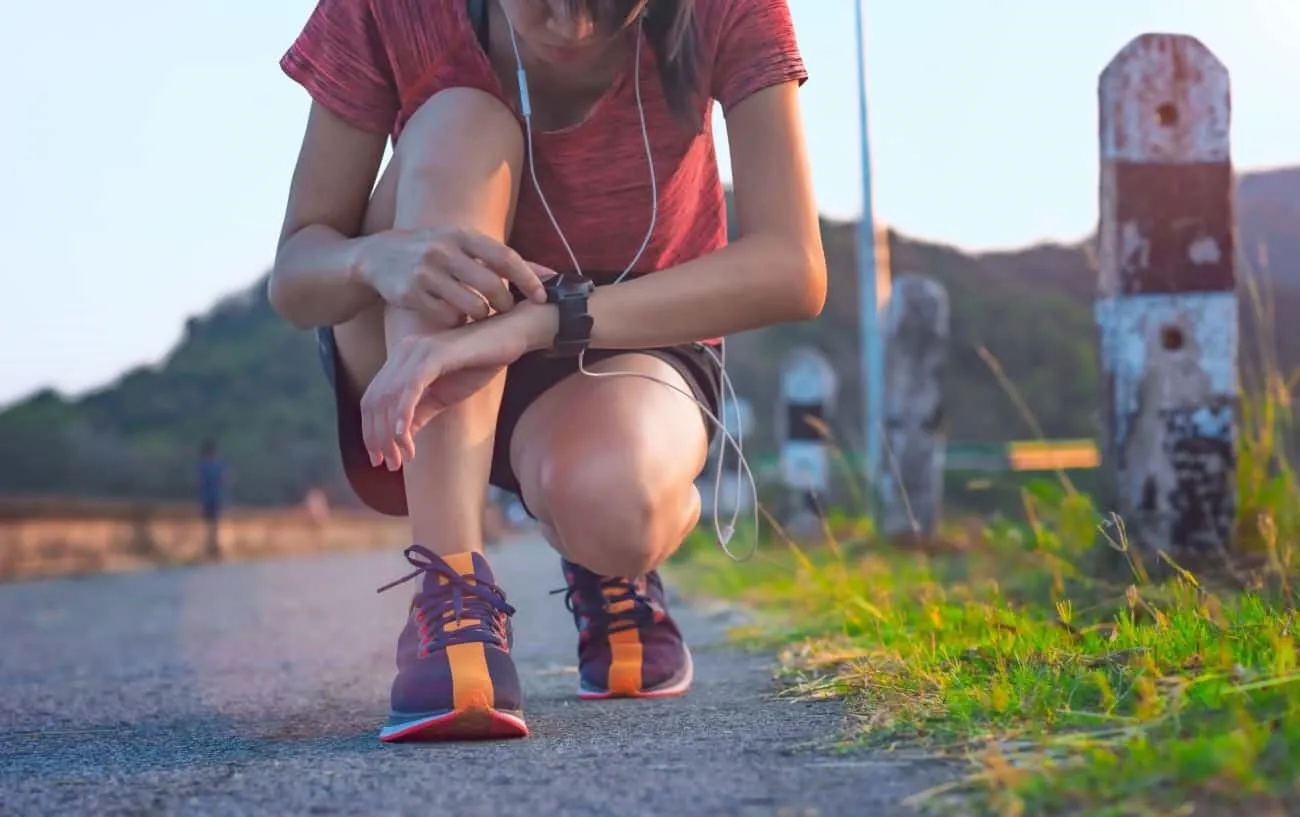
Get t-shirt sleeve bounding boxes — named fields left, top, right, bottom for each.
left=708, top=0, right=809, bottom=113
left=280, top=0, right=399, bottom=135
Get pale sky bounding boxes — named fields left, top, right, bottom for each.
left=1, top=1, right=1297, bottom=406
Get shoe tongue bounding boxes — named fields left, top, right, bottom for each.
left=439, top=551, right=495, bottom=585
left=425, top=551, right=497, bottom=631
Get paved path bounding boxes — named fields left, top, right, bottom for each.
left=0, top=538, right=953, bottom=816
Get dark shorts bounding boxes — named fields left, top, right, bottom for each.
left=316, top=327, right=723, bottom=517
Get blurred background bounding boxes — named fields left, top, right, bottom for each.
left=0, top=0, right=1297, bottom=574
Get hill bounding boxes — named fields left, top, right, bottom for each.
left=1, top=167, right=1297, bottom=507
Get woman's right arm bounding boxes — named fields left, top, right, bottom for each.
left=267, top=102, right=388, bottom=330
left=268, top=100, right=551, bottom=330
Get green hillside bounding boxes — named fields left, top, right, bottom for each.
left=1, top=168, right=1296, bottom=508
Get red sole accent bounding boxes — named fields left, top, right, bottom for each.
left=577, top=685, right=690, bottom=701
left=379, top=707, right=530, bottom=742
left=578, top=648, right=694, bottom=700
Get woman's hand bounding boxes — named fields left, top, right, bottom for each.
left=355, top=227, right=555, bottom=328
left=359, top=304, right=556, bottom=469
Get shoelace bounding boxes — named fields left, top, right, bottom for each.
left=551, top=573, right=657, bottom=636
left=378, top=545, right=516, bottom=651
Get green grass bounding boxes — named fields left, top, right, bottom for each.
left=673, top=374, right=1300, bottom=816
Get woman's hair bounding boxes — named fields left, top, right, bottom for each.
left=566, top=0, right=701, bottom=129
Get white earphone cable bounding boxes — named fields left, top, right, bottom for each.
left=503, top=7, right=758, bottom=560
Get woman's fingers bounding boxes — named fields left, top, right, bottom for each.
left=411, top=289, right=464, bottom=328
left=389, top=347, right=423, bottom=463
left=441, top=251, right=516, bottom=314
left=377, top=385, right=403, bottom=470
left=417, top=267, right=492, bottom=320
left=360, top=384, right=384, bottom=468
left=393, top=338, right=447, bottom=456
left=454, top=229, right=555, bottom=303
left=407, top=229, right=554, bottom=323
left=391, top=382, right=422, bottom=459
left=361, top=355, right=407, bottom=471
left=361, top=336, right=447, bottom=470
left=394, top=416, right=417, bottom=465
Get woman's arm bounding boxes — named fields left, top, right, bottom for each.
left=512, top=81, right=826, bottom=351
left=358, top=81, right=825, bottom=456
left=267, top=103, right=388, bottom=329
left=269, top=102, right=552, bottom=330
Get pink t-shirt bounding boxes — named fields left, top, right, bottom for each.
left=281, top=0, right=807, bottom=281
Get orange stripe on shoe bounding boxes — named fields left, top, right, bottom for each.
left=440, top=552, right=495, bottom=710
left=607, top=626, right=644, bottom=695
left=603, top=582, right=646, bottom=695
left=448, top=642, right=495, bottom=710
left=442, top=552, right=477, bottom=576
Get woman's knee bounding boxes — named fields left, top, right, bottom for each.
left=399, top=87, right=522, bottom=161
left=357, top=92, right=520, bottom=242
left=392, top=88, right=524, bottom=235
left=530, top=444, right=700, bottom=577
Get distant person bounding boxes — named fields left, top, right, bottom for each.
left=269, top=0, right=824, bottom=743
left=303, top=487, right=331, bottom=527
left=198, top=439, right=225, bottom=559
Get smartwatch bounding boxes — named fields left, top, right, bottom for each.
left=543, top=272, right=595, bottom=357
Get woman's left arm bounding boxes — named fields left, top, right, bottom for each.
left=512, top=80, right=827, bottom=351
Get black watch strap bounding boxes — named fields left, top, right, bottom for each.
left=544, top=273, right=595, bottom=358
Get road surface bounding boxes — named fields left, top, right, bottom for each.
left=0, top=538, right=953, bottom=816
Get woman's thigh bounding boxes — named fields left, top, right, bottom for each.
left=508, top=353, right=711, bottom=528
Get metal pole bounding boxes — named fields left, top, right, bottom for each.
left=853, top=0, right=883, bottom=515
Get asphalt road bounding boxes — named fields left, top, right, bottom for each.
left=0, top=538, right=954, bottom=816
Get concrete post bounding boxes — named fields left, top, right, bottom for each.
left=879, top=274, right=949, bottom=543
left=1095, top=34, right=1237, bottom=560
left=776, top=346, right=839, bottom=537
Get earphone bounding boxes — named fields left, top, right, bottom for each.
left=501, top=4, right=759, bottom=560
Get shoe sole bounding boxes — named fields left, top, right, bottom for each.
left=577, top=645, right=695, bottom=700
left=379, top=706, right=530, bottom=742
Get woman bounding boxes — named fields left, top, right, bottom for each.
left=270, top=0, right=825, bottom=742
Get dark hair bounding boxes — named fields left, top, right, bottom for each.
left=569, top=0, right=701, bottom=129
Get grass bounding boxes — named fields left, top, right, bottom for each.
left=674, top=341, right=1300, bottom=815
left=679, top=503, right=1300, bottom=816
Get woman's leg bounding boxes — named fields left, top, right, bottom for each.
left=510, top=353, right=710, bottom=698
left=329, top=87, right=529, bottom=742
left=511, top=353, right=708, bottom=576
left=332, top=88, right=522, bottom=556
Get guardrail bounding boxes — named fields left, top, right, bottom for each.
left=753, top=439, right=1101, bottom=478
left=946, top=439, right=1100, bottom=472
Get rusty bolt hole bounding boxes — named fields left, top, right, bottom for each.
left=1161, top=324, right=1185, bottom=351
left=1156, top=102, right=1179, bottom=127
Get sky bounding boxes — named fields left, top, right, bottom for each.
left=1, top=0, right=1298, bottom=406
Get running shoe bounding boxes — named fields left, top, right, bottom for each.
left=555, top=560, right=694, bottom=699
left=377, top=547, right=527, bottom=741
